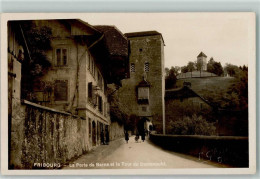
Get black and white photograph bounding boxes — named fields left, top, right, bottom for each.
left=1, top=13, right=256, bottom=175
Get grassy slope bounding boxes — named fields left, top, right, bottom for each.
left=176, top=77, right=237, bottom=108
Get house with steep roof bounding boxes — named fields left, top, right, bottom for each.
left=165, top=84, right=213, bottom=133
left=17, top=19, right=129, bottom=148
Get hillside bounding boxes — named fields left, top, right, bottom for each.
left=175, top=77, right=237, bottom=108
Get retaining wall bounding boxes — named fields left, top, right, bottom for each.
left=10, top=100, right=88, bottom=169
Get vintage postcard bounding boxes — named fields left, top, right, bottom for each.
left=0, top=13, right=256, bottom=175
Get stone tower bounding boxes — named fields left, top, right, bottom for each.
left=118, top=31, right=166, bottom=134
left=197, top=51, right=207, bottom=71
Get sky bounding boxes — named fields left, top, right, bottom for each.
left=82, top=13, right=253, bottom=68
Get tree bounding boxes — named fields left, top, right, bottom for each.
left=170, top=115, right=216, bottom=135
left=224, top=63, right=240, bottom=77
left=207, top=58, right=224, bottom=76
left=165, top=66, right=179, bottom=89
left=181, top=66, right=188, bottom=73
left=212, top=62, right=224, bottom=76
left=19, top=22, right=52, bottom=100
left=187, top=61, right=195, bottom=77
left=222, top=64, right=248, bottom=110
left=207, top=57, right=215, bottom=73
left=196, top=60, right=203, bottom=77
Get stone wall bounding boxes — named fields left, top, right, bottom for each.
left=10, top=100, right=89, bottom=169
left=109, top=122, right=124, bottom=141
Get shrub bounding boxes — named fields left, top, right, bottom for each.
left=170, top=114, right=216, bottom=135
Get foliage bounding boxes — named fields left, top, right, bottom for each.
left=110, top=106, right=126, bottom=125
left=108, top=86, right=137, bottom=132
left=20, top=22, right=52, bottom=100
left=207, top=57, right=224, bottom=76
left=181, top=66, right=189, bottom=73
left=187, top=61, right=195, bottom=72
left=223, top=66, right=248, bottom=110
left=196, top=60, right=203, bottom=71
left=165, top=66, right=180, bottom=89
left=224, top=63, right=240, bottom=77
left=170, top=115, right=216, bottom=135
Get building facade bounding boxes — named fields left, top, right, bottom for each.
left=18, top=20, right=128, bottom=149
left=118, top=31, right=166, bottom=134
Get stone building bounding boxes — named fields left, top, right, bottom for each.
left=11, top=19, right=128, bottom=150
left=118, top=31, right=166, bottom=134
left=197, top=51, right=207, bottom=71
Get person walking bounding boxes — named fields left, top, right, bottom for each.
left=101, top=130, right=105, bottom=145
left=105, top=127, right=109, bottom=145
left=141, top=131, right=145, bottom=142
left=124, top=131, right=129, bottom=144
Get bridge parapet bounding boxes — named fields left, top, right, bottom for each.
left=149, top=133, right=248, bottom=167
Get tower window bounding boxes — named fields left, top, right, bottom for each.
left=139, top=48, right=143, bottom=52
left=130, top=63, right=135, bottom=72
left=144, top=62, right=149, bottom=72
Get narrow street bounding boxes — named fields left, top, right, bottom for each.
left=62, top=136, right=230, bottom=169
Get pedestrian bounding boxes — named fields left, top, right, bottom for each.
left=105, top=127, right=109, bottom=145
left=124, top=131, right=129, bottom=143
left=135, top=133, right=139, bottom=143
left=141, top=132, right=145, bottom=142
left=101, top=130, right=105, bottom=145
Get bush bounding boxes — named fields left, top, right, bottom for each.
left=170, top=115, right=216, bottom=135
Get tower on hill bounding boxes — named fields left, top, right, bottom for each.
left=197, top=51, right=207, bottom=71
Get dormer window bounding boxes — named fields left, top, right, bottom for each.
left=137, top=79, right=150, bottom=104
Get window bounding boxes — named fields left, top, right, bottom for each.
left=139, top=48, right=143, bottom=52
left=142, top=106, right=147, bottom=112
left=137, top=87, right=149, bottom=104
left=89, top=118, right=91, bottom=136
left=88, top=55, right=91, bottom=70
left=98, top=95, right=103, bottom=112
left=130, top=63, right=135, bottom=72
left=88, top=82, right=93, bottom=99
left=54, top=80, right=68, bottom=101
left=104, top=102, right=107, bottom=116
left=144, top=62, right=149, bottom=72
left=98, top=72, right=103, bottom=90
left=55, top=48, right=68, bottom=66
left=138, top=87, right=149, bottom=100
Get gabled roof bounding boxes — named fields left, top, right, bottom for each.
left=165, top=86, right=212, bottom=107
left=125, top=31, right=165, bottom=46
left=58, top=19, right=102, bottom=36
left=93, top=25, right=128, bottom=56
left=165, top=86, right=198, bottom=99
left=197, top=51, right=207, bottom=58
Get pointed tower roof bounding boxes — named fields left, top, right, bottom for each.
left=197, top=51, right=207, bottom=58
